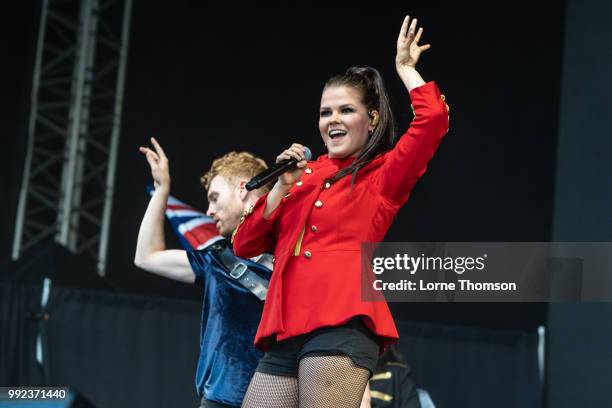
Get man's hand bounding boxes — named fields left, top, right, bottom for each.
left=139, top=137, right=171, bottom=193
left=135, top=137, right=193, bottom=283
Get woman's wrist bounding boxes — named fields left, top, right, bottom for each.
left=396, top=63, right=417, bottom=72
left=397, top=65, right=425, bottom=92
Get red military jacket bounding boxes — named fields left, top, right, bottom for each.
left=233, top=81, right=450, bottom=351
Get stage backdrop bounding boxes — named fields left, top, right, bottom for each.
left=548, top=0, right=612, bottom=407
left=2, top=2, right=563, bottom=307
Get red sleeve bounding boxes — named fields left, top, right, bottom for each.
left=376, top=81, right=450, bottom=205
left=231, top=192, right=284, bottom=258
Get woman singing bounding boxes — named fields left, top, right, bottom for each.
left=233, top=15, right=450, bottom=408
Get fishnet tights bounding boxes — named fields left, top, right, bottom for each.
left=242, top=355, right=370, bottom=408
left=241, top=372, right=298, bottom=408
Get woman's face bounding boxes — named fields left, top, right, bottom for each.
left=319, top=85, right=373, bottom=159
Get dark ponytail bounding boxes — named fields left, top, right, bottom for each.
left=323, top=66, right=396, bottom=186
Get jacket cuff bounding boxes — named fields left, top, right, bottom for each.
left=408, top=81, right=449, bottom=126
left=409, top=81, right=441, bottom=100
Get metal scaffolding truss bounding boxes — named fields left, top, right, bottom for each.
left=13, top=0, right=132, bottom=275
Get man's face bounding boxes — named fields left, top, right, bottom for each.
left=206, top=175, right=245, bottom=238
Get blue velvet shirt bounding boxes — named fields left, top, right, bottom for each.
left=187, top=247, right=271, bottom=406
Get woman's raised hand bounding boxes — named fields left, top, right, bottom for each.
left=396, top=15, right=431, bottom=72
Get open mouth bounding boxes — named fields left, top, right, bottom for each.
left=329, top=129, right=347, bottom=139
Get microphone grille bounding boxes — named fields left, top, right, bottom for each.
left=303, top=146, right=313, bottom=162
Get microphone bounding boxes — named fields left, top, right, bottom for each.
left=245, top=146, right=312, bottom=191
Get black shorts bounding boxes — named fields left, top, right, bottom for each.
left=255, top=317, right=380, bottom=378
